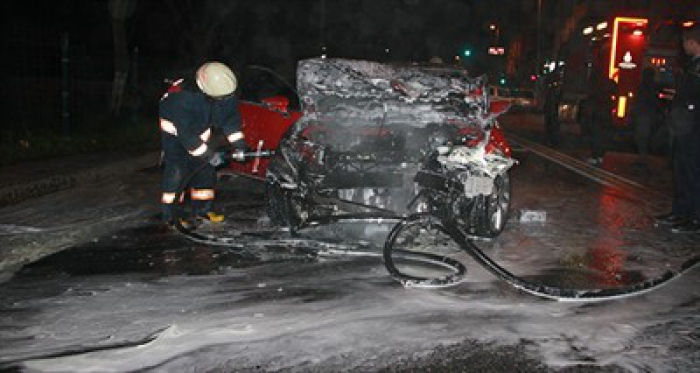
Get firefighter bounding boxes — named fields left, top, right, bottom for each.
left=158, top=61, right=247, bottom=226
left=631, top=67, right=661, bottom=170
left=582, top=64, right=617, bottom=166
left=656, top=26, right=700, bottom=233
left=543, top=72, right=562, bottom=148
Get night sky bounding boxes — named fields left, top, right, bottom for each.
left=4, top=0, right=538, bottom=80
left=1, top=0, right=543, bottom=132
left=133, top=0, right=536, bottom=74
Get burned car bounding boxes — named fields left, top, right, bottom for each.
left=264, top=58, right=515, bottom=238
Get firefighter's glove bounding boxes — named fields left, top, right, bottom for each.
left=208, top=151, right=228, bottom=167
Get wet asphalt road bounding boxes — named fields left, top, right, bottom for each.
left=6, top=151, right=690, bottom=286
left=0, top=115, right=698, bottom=372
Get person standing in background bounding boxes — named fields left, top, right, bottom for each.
left=543, top=73, right=562, bottom=148
left=654, top=26, right=700, bottom=233
left=631, top=67, right=661, bottom=170
left=582, top=65, right=617, bottom=166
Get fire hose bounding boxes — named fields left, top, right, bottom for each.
left=170, top=149, right=276, bottom=257
left=383, top=214, right=700, bottom=302
left=172, top=154, right=699, bottom=302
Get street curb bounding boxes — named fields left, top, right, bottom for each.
left=0, top=152, right=160, bottom=207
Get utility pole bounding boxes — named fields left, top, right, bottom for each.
left=60, top=33, right=71, bottom=137
left=108, top=0, right=135, bottom=116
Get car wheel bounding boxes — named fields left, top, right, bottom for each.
left=265, top=182, right=309, bottom=232
left=476, top=171, right=511, bottom=237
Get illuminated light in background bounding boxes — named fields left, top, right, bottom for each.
left=583, top=26, right=594, bottom=35
left=632, top=29, right=643, bottom=36
left=617, top=96, right=627, bottom=118
left=682, top=20, right=695, bottom=28
left=488, top=47, right=505, bottom=55
left=650, top=57, right=667, bottom=66
left=596, top=21, right=608, bottom=30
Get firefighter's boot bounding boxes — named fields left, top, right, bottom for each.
left=198, top=211, right=225, bottom=224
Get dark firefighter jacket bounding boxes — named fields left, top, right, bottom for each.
left=159, top=75, right=245, bottom=158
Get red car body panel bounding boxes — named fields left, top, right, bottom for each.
left=486, top=100, right=513, bottom=157
left=229, top=97, right=302, bottom=176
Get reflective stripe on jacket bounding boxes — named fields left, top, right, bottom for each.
left=190, top=188, right=215, bottom=201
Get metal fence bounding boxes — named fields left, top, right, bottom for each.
left=1, top=2, right=161, bottom=147
left=4, top=34, right=115, bottom=140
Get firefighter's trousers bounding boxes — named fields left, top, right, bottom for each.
left=160, top=143, right=216, bottom=223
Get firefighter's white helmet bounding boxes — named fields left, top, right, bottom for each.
left=196, top=62, right=237, bottom=98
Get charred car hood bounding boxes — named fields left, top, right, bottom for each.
left=295, top=58, right=490, bottom=132
left=266, top=58, right=515, bottom=233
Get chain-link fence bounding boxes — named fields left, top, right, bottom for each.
left=1, top=5, right=161, bottom=165
left=4, top=31, right=117, bottom=138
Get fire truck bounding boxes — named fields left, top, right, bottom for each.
left=606, top=17, right=694, bottom=127
left=555, top=16, right=695, bottom=142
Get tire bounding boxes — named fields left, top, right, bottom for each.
left=284, top=192, right=308, bottom=233
left=264, top=181, right=308, bottom=232
left=265, top=154, right=307, bottom=231
left=476, top=171, right=511, bottom=238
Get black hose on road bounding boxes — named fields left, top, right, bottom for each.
left=383, top=215, right=469, bottom=288
left=383, top=214, right=700, bottom=301
left=170, top=157, right=264, bottom=259
left=176, top=160, right=699, bottom=302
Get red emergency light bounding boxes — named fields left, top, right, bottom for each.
left=651, top=57, right=667, bottom=66
left=488, top=47, right=505, bottom=55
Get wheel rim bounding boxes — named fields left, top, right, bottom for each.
left=488, top=173, right=510, bottom=233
